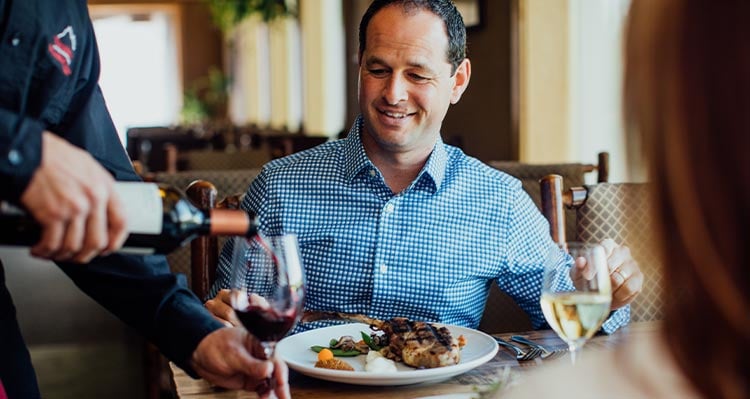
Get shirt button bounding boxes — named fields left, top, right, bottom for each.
left=369, top=169, right=376, bottom=177
left=7, top=150, right=22, bottom=165
left=384, top=203, right=395, bottom=213
left=10, top=36, right=20, bottom=47
left=379, top=264, right=387, bottom=274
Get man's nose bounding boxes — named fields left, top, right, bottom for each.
left=382, top=75, right=407, bottom=105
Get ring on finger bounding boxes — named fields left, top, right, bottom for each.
left=613, top=268, right=627, bottom=281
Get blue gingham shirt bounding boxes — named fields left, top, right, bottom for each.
left=210, top=116, right=629, bottom=334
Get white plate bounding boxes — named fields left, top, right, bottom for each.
left=276, top=322, right=498, bottom=386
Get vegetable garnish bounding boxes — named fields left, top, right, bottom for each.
left=317, top=348, right=334, bottom=361
left=310, top=332, right=384, bottom=357
left=361, top=331, right=381, bottom=350
left=310, top=346, right=361, bottom=357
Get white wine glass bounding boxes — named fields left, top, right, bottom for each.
left=540, top=242, right=612, bottom=364
left=229, top=233, right=305, bottom=359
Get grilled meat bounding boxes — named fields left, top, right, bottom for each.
left=382, top=317, right=461, bottom=368
left=301, top=311, right=462, bottom=368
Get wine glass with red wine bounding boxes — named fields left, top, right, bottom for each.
left=229, top=233, right=305, bottom=359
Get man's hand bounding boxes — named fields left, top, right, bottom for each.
left=191, top=327, right=290, bottom=399
left=600, top=239, right=643, bottom=310
left=567, top=239, right=643, bottom=310
left=20, top=132, right=127, bottom=262
left=205, top=289, right=241, bottom=327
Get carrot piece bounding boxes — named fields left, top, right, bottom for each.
left=317, top=348, right=334, bottom=361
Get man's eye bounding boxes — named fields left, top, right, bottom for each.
left=368, top=69, right=388, bottom=77
left=409, top=74, right=429, bottom=82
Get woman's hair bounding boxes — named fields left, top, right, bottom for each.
left=624, top=0, right=750, bottom=397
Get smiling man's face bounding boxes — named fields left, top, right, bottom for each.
left=358, top=5, right=470, bottom=158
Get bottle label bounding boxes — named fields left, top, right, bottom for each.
left=113, top=182, right=163, bottom=235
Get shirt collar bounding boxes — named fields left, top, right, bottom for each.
left=341, top=116, right=374, bottom=181
left=420, top=137, right=447, bottom=193
left=341, top=115, right=448, bottom=194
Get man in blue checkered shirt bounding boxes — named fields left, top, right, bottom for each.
left=206, top=0, right=643, bottom=335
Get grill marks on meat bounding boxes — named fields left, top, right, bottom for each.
left=380, top=317, right=461, bottom=368
left=301, top=311, right=461, bottom=368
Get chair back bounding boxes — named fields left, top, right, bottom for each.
left=153, top=169, right=260, bottom=297
left=478, top=281, right=532, bottom=333
left=540, top=175, right=663, bottom=322
left=489, top=151, right=608, bottom=241
left=479, top=154, right=608, bottom=333
left=179, top=149, right=271, bottom=171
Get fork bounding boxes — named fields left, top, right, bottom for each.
left=510, top=335, right=567, bottom=359
left=494, top=337, right=543, bottom=361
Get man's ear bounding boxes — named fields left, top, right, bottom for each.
left=450, top=58, right=471, bottom=104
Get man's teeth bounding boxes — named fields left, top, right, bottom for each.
left=384, top=111, right=406, bottom=118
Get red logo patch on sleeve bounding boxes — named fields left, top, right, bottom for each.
left=47, top=26, right=77, bottom=76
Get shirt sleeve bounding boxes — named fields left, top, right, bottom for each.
left=57, top=253, right=223, bottom=376
left=54, top=90, right=225, bottom=375
left=601, top=305, right=630, bottom=333
left=496, top=182, right=630, bottom=333
left=495, top=183, right=558, bottom=329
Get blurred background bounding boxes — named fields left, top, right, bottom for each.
left=3, top=0, right=633, bottom=398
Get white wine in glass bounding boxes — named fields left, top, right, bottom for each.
left=540, top=242, right=612, bottom=364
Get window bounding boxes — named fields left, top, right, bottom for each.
left=90, top=5, right=181, bottom=146
left=569, top=0, right=632, bottom=182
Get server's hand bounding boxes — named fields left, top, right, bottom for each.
left=20, top=132, right=127, bottom=262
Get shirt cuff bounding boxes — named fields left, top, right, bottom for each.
left=600, top=305, right=631, bottom=334
left=153, top=290, right=224, bottom=378
left=0, top=116, right=44, bottom=203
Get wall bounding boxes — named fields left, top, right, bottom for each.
left=518, top=0, right=569, bottom=163
left=300, top=0, right=347, bottom=136
left=568, top=0, right=631, bottom=182
left=343, top=0, right=370, bottom=133
left=516, top=0, right=632, bottom=182
left=2, top=248, right=145, bottom=398
left=442, top=0, right=515, bottom=162
left=89, top=0, right=224, bottom=93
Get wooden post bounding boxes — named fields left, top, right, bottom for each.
left=540, top=174, right=566, bottom=246
left=597, top=151, right=610, bottom=183
left=164, top=143, right=178, bottom=173
left=185, top=180, right=218, bottom=300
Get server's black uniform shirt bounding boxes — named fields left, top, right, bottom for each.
left=0, top=1, right=222, bottom=397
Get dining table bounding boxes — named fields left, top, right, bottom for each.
left=170, top=321, right=660, bottom=399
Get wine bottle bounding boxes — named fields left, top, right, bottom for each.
left=0, top=182, right=259, bottom=255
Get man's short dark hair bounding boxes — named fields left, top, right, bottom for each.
left=358, top=0, right=467, bottom=75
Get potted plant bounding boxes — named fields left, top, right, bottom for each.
left=205, top=0, right=296, bottom=32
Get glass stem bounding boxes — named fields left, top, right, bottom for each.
left=261, top=341, right=276, bottom=360
left=568, top=343, right=579, bottom=365
left=256, top=341, right=276, bottom=394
